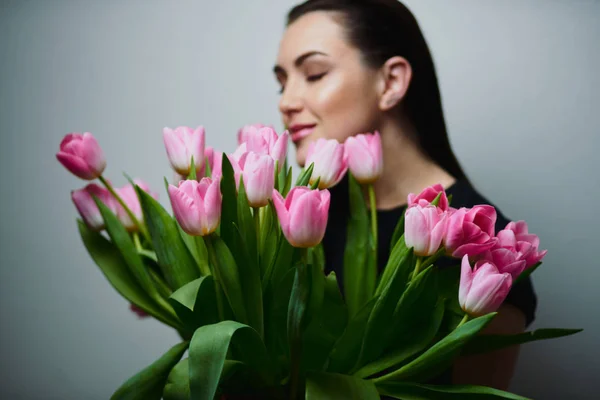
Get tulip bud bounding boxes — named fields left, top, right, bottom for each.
left=238, top=125, right=288, bottom=170
left=168, top=178, right=221, bottom=236
left=163, top=126, right=205, bottom=176
left=405, top=204, right=448, bottom=256
left=305, top=138, right=348, bottom=189
left=407, top=184, right=449, bottom=211
left=240, top=152, right=275, bottom=208
left=115, top=179, right=157, bottom=232
left=459, top=255, right=512, bottom=317
left=501, top=221, right=547, bottom=268
left=57, top=132, right=106, bottom=180
left=272, top=186, right=330, bottom=248
left=237, top=123, right=269, bottom=145
left=444, top=205, right=498, bottom=258
left=344, top=131, right=383, bottom=184
left=71, top=183, right=117, bottom=231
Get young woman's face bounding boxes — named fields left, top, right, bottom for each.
left=275, top=12, right=382, bottom=166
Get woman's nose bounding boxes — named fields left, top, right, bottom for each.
left=279, top=84, right=303, bottom=117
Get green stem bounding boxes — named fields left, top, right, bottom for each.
left=132, top=232, right=143, bottom=252
left=368, top=184, right=378, bottom=266
left=99, top=175, right=152, bottom=244
left=204, top=234, right=225, bottom=321
left=194, top=235, right=211, bottom=276
left=411, top=256, right=423, bottom=281
left=289, top=255, right=308, bottom=400
left=254, top=207, right=262, bottom=261
left=457, top=313, right=470, bottom=329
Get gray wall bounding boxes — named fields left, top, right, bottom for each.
left=1, top=1, right=597, bottom=399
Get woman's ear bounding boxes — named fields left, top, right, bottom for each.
left=378, top=56, right=412, bottom=111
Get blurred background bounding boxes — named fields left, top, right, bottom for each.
left=1, top=0, right=598, bottom=398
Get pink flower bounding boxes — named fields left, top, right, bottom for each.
left=444, top=205, right=498, bottom=258
left=205, top=146, right=223, bottom=181
left=405, top=204, right=448, bottom=256
left=478, top=247, right=528, bottom=281
left=57, top=132, right=106, bottom=180
left=115, top=180, right=158, bottom=232
left=237, top=123, right=269, bottom=145
left=129, top=304, right=150, bottom=319
left=238, top=152, right=275, bottom=208
left=168, top=178, right=222, bottom=236
left=71, top=183, right=117, bottom=231
left=163, top=126, right=205, bottom=176
left=500, top=221, right=548, bottom=268
left=459, top=255, right=512, bottom=317
left=238, top=125, right=288, bottom=170
left=407, top=184, right=449, bottom=211
left=344, top=131, right=383, bottom=184
left=272, top=186, right=330, bottom=248
left=305, top=138, right=348, bottom=189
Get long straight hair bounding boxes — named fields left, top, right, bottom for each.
left=287, top=0, right=468, bottom=182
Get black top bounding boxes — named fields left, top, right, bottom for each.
left=322, top=176, right=538, bottom=385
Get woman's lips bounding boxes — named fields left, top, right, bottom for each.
left=290, top=125, right=316, bottom=142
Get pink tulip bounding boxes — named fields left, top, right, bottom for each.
left=205, top=147, right=224, bottom=181
left=115, top=180, right=158, bottom=232
left=407, top=184, right=449, bottom=211
left=405, top=204, right=448, bottom=256
left=168, top=178, right=222, bottom=236
left=237, top=123, right=269, bottom=145
left=305, top=138, right=348, bottom=189
left=163, top=126, right=205, bottom=176
left=478, top=247, right=528, bottom=281
left=57, top=132, right=106, bottom=180
left=238, top=125, right=288, bottom=170
left=272, top=187, right=330, bottom=248
left=500, top=221, right=548, bottom=268
left=239, top=152, right=275, bottom=208
left=71, top=183, right=117, bottom=231
left=344, top=131, right=383, bottom=184
left=459, top=255, right=512, bottom=317
left=444, top=205, right=498, bottom=258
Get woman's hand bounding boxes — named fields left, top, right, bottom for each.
left=452, top=303, right=527, bottom=390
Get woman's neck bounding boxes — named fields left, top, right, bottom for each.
left=370, top=116, right=456, bottom=210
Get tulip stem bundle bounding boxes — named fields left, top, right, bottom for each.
left=99, top=176, right=151, bottom=243
left=368, top=184, right=378, bottom=268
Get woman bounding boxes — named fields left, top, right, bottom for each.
left=273, top=0, right=537, bottom=390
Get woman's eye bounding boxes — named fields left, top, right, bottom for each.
left=307, top=72, right=327, bottom=82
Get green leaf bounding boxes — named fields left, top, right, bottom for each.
left=204, top=234, right=248, bottom=324
left=77, top=220, right=179, bottom=328
left=462, top=328, right=583, bottom=356
left=282, top=166, right=293, bottom=197
left=354, top=267, right=441, bottom=378
left=376, top=382, right=531, bottom=400
left=163, top=358, right=190, bottom=400
left=375, top=235, right=409, bottom=296
left=259, top=203, right=278, bottom=278
left=236, top=178, right=258, bottom=264
left=372, top=313, right=496, bottom=384
left=295, top=162, right=314, bottom=187
left=137, top=184, right=199, bottom=290
left=344, top=173, right=374, bottom=317
left=94, top=197, right=175, bottom=318
left=168, top=276, right=218, bottom=333
left=177, top=224, right=210, bottom=276
left=220, top=155, right=239, bottom=248
left=306, top=371, right=380, bottom=400
left=514, top=262, right=541, bottom=285
left=187, top=156, right=197, bottom=181
left=310, top=176, right=321, bottom=190
left=264, top=267, right=296, bottom=370
left=326, top=297, right=378, bottom=373
left=232, top=223, right=264, bottom=338
left=265, top=233, right=297, bottom=291
left=302, top=272, right=348, bottom=371
left=111, top=341, right=189, bottom=400
left=189, top=321, right=274, bottom=400
left=355, top=248, right=414, bottom=369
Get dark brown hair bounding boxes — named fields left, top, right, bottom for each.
left=287, top=0, right=468, bottom=181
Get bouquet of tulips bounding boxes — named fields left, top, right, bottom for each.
left=57, top=125, right=580, bottom=400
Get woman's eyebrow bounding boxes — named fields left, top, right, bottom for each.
left=273, top=50, right=329, bottom=74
